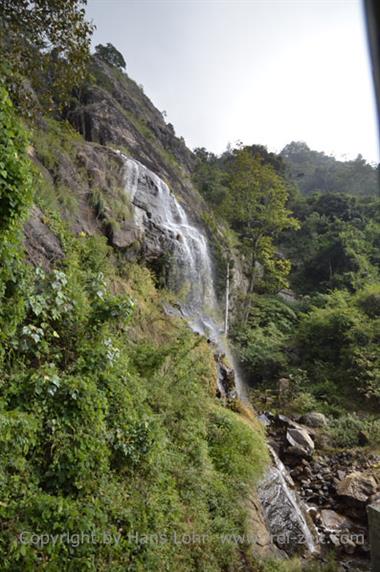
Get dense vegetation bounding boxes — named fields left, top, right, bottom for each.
left=0, top=11, right=278, bottom=569
left=193, top=142, right=380, bottom=448
left=1, top=1, right=379, bottom=569
left=0, top=86, right=272, bottom=570
left=281, top=141, right=379, bottom=196
left=0, top=0, right=93, bottom=112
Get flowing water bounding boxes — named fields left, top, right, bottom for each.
left=121, top=154, right=245, bottom=397
left=121, top=154, right=316, bottom=553
left=258, top=446, right=318, bottom=555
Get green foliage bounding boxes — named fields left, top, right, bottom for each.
left=328, top=413, right=380, bottom=448
left=281, top=140, right=379, bottom=196
left=95, top=43, right=126, bottom=70
left=232, top=295, right=298, bottom=383
left=0, top=210, right=269, bottom=570
left=208, top=406, right=269, bottom=483
left=296, top=288, right=380, bottom=402
left=193, top=145, right=299, bottom=302
left=193, top=148, right=229, bottom=208
left=0, top=85, right=33, bottom=359
left=0, top=86, right=33, bottom=235
left=281, top=192, right=380, bottom=293
left=289, top=391, right=319, bottom=415
left=0, top=0, right=94, bottom=112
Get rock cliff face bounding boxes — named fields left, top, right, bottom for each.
left=67, top=57, right=197, bottom=209
left=27, top=56, right=247, bottom=305
left=28, top=56, right=230, bottom=287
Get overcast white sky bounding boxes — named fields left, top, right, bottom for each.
left=86, top=0, right=379, bottom=164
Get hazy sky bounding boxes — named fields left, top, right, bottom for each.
left=86, top=0, right=379, bottom=163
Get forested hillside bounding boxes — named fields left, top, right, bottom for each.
left=0, top=4, right=272, bottom=571
left=1, top=1, right=379, bottom=571
left=280, top=141, right=378, bottom=196
left=193, top=142, right=380, bottom=437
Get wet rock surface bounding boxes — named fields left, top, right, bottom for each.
left=259, top=412, right=380, bottom=565
left=258, top=447, right=318, bottom=556
left=215, top=352, right=236, bottom=398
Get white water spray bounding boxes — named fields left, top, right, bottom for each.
left=121, top=153, right=316, bottom=556
left=121, top=154, right=245, bottom=397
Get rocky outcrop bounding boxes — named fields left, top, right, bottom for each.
left=66, top=58, right=201, bottom=216
left=215, top=352, right=236, bottom=397
left=270, top=414, right=316, bottom=462
left=247, top=491, right=283, bottom=558
left=300, top=412, right=328, bottom=428
left=258, top=446, right=317, bottom=556
left=24, top=206, right=64, bottom=269
left=286, top=427, right=315, bottom=459
left=261, top=411, right=380, bottom=562
left=337, top=472, right=377, bottom=504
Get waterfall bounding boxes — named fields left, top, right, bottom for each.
left=121, top=152, right=316, bottom=557
left=120, top=154, right=245, bottom=397
left=258, top=447, right=318, bottom=556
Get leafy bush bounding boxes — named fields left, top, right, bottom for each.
left=329, top=414, right=380, bottom=448
left=233, top=295, right=297, bottom=383
left=296, top=289, right=380, bottom=401
left=0, top=212, right=270, bottom=570
left=95, top=43, right=126, bottom=69
left=328, top=414, right=366, bottom=448
left=289, top=391, right=319, bottom=414
left=0, top=85, right=33, bottom=361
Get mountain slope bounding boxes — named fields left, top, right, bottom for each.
left=281, top=141, right=379, bottom=196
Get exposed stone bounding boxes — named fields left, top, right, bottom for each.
left=258, top=413, right=271, bottom=427
left=215, top=353, right=236, bottom=397
left=368, top=503, right=380, bottom=571
left=111, top=222, right=143, bottom=249
left=24, top=206, right=64, bottom=269
left=337, top=472, right=377, bottom=504
left=320, top=509, right=354, bottom=531
left=300, top=412, right=328, bottom=428
left=286, top=427, right=315, bottom=458
left=247, top=492, right=282, bottom=558
left=277, top=414, right=297, bottom=428
left=278, top=377, right=291, bottom=394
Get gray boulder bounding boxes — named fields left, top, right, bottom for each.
left=300, top=412, right=328, bottom=428
left=286, top=427, right=315, bottom=458
left=337, top=471, right=377, bottom=504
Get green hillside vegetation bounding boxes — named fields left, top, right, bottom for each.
left=281, top=141, right=378, bottom=196
left=1, top=1, right=379, bottom=569
left=193, top=142, right=380, bottom=447
left=0, top=84, right=273, bottom=570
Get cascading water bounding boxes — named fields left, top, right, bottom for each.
left=120, top=154, right=244, bottom=397
left=121, top=152, right=317, bottom=556
left=258, top=447, right=318, bottom=556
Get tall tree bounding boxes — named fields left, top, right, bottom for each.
left=0, top=0, right=94, bottom=112
left=222, top=148, right=299, bottom=304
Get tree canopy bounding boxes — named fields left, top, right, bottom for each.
left=281, top=140, right=379, bottom=196
left=95, top=43, right=126, bottom=69
left=0, top=0, right=94, bottom=111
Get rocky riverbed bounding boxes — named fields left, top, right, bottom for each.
left=258, top=411, right=380, bottom=569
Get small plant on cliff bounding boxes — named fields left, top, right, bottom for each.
left=95, top=43, right=126, bottom=70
